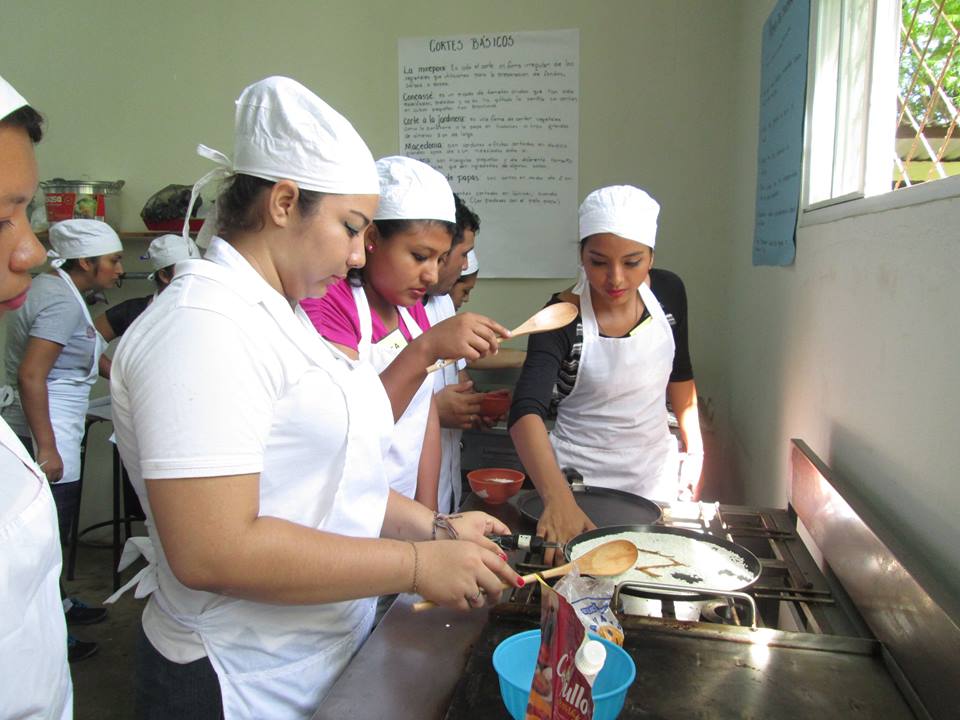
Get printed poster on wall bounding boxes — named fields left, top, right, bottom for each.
left=399, top=29, right=579, bottom=278
left=753, top=0, right=809, bottom=267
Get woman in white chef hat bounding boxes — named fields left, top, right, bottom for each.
left=509, top=185, right=704, bottom=559
left=94, top=234, right=200, bottom=376
left=0, top=73, right=73, bottom=719
left=108, top=77, right=519, bottom=720
left=3, top=219, right=124, bottom=482
left=303, top=155, right=492, bottom=513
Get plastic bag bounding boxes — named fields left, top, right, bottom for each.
left=140, top=184, right=201, bottom=224
left=554, top=567, right=625, bottom=646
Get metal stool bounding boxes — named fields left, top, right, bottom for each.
left=67, top=402, right=143, bottom=590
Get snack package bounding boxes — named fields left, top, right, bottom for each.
left=555, top=568, right=625, bottom=647
left=525, top=579, right=595, bottom=720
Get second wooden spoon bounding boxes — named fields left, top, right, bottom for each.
left=426, top=302, right=578, bottom=374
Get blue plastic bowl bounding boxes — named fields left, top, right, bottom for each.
left=492, top=629, right=636, bottom=720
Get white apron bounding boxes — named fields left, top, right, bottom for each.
left=45, top=269, right=106, bottom=484
left=425, top=294, right=463, bottom=513
left=352, top=286, right=434, bottom=500
left=108, top=257, right=393, bottom=720
left=550, top=278, right=679, bottom=501
left=0, top=421, right=73, bottom=720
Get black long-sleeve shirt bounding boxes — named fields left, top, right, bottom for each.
left=508, top=268, right=693, bottom=428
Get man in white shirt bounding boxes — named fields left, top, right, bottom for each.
left=423, top=195, right=483, bottom=512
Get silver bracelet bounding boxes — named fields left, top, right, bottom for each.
left=431, top=512, right=461, bottom=540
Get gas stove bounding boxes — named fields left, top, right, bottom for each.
left=441, top=441, right=958, bottom=719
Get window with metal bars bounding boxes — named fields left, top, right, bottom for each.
left=803, top=0, right=960, bottom=207
left=896, top=0, right=960, bottom=188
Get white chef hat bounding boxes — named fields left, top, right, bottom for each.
left=141, top=234, right=201, bottom=279
left=0, top=74, right=28, bottom=120
left=462, top=249, right=479, bottom=276
left=578, top=185, right=660, bottom=249
left=184, top=76, right=379, bottom=246
left=373, top=156, right=455, bottom=223
left=47, top=219, right=122, bottom=269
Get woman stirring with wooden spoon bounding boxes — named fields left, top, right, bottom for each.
left=509, top=186, right=704, bottom=563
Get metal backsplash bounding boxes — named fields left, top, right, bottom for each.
left=789, top=439, right=960, bottom=720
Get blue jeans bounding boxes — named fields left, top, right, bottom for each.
left=135, top=624, right=223, bottom=720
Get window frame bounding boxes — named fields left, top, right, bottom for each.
left=799, top=0, right=959, bottom=224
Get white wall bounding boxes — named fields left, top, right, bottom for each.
left=726, top=2, right=960, bottom=616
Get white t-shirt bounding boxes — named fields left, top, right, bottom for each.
left=111, top=237, right=388, bottom=663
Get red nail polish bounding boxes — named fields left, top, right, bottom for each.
left=517, top=577, right=525, bottom=587
left=499, top=551, right=508, bottom=561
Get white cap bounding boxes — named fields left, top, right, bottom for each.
left=578, top=185, right=660, bottom=248
left=373, top=156, right=455, bottom=223
left=185, top=76, right=379, bottom=246
left=462, top=249, right=479, bottom=276
left=574, top=639, right=607, bottom=678
left=232, top=76, right=379, bottom=194
left=0, top=74, right=28, bottom=120
left=142, top=234, right=201, bottom=278
left=47, top=219, right=122, bottom=268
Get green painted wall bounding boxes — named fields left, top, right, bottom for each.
left=2, top=1, right=746, bottom=533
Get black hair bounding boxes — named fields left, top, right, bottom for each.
left=578, top=235, right=655, bottom=253
left=154, top=265, right=175, bottom=289
left=1, top=105, right=44, bottom=143
left=59, top=257, right=98, bottom=272
left=452, top=193, right=480, bottom=248
left=372, top=218, right=456, bottom=241
left=347, top=217, right=456, bottom=287
left=216, top=174, right=327, bottom=237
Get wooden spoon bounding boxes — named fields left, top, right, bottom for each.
left=411, top=538, right=638, bottom=611
left=426, top=302, right=578, bottom=374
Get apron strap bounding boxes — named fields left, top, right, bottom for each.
left=103, top=536, right=158, bottom=604
left=351, top=285, right=374, bottom=358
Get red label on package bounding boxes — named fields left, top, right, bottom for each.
left=526, top=581, right=595, bottom=720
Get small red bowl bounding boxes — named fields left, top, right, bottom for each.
left=467, top=468, right=525, bottom=504
left=480, top=390, right=512, bottom=418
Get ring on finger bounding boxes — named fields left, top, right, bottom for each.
left=469, top=589, right=484, bottom=604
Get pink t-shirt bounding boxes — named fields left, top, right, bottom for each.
left=301, top=278, right=432, bottom=351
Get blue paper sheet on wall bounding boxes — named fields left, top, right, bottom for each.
left=753, top=0, right=810, bottom=267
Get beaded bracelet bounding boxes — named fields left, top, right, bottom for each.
left=431, top=512, right=461, bottom=541
left=407, top=541, right=420, bottom=595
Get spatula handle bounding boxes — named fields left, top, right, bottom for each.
left=410, top=563, right=573, bottom=611
left=426, top=357, right=458, bottom=374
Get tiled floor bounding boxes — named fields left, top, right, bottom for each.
left=66, top=530, right=145, bottom=720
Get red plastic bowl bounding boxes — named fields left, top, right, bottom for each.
left=467, top=468, right=525, bottom=504
left=144, top=218, right=204, bottom=232
left=480, top=390, right=512, bottom=418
